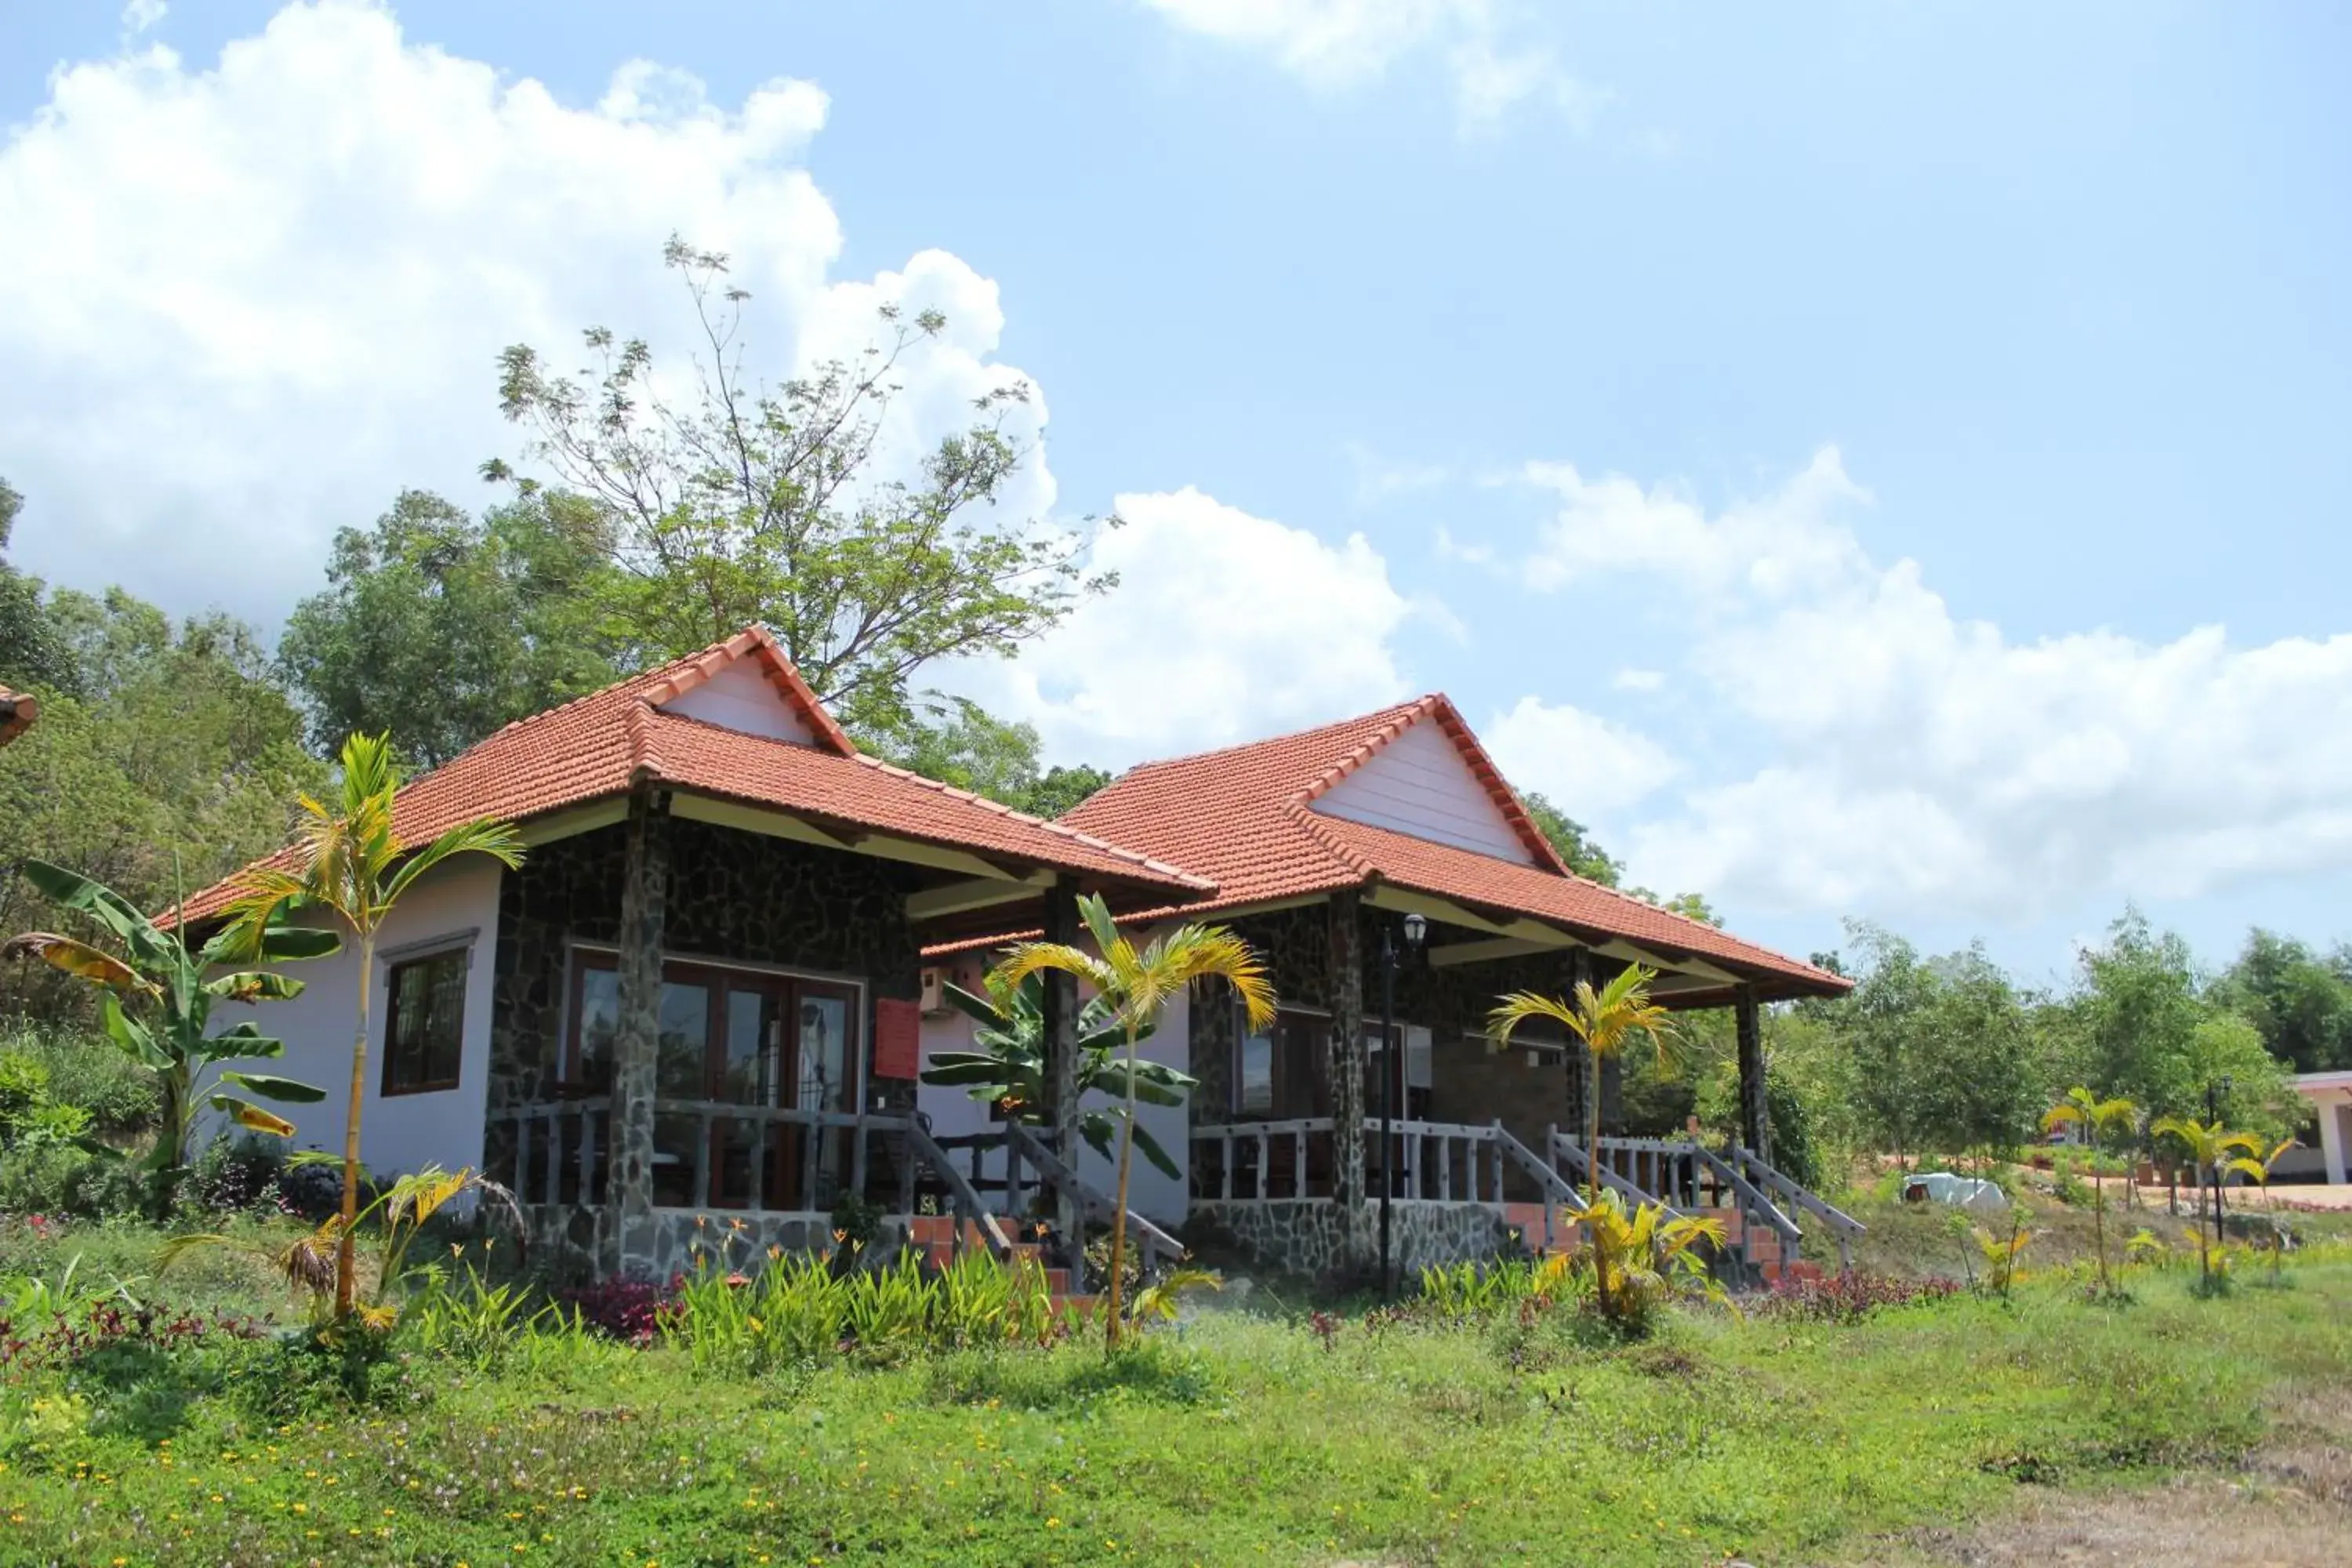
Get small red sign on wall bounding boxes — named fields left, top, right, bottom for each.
left=873, top=997, right=921, bottom=1080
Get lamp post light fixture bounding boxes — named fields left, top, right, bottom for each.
left=1377, top=910, right=1429, bottom=1298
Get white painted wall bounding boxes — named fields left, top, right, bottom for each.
left=212, top=858, right=504, bottom=1180
left=1312, top=718, right=1534, bottom=863
left=2294, top=1074, right=2352, bottom=1185
left=659, top=659, right=815, bottom=744
left=912, top=940, right=1194, bottom=1228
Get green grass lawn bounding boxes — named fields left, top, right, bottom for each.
left=5, top=1221, right=2350, bottom=1568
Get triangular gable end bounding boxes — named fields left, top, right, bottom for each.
left=1301, top=697, right=1566, bottom=872
left=641, top=626, right=857, bottom=756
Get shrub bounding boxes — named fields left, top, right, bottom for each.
left=0, top=1025, right=161, bottom=1138
left=1757, top=1269, right=1962, bottom=1324
left=558, top=1274, right=676, bottom=1345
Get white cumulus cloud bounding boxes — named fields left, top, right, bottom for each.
left=1484, top=695, right=1679, bottom=817
left=1140, top=0, right=1597, bottom=136
left=0, top=0, right=1047, bottom=624
left=1518, top=448, right=2352, bottom=917
left=966, top=485, right=1417, bottom=765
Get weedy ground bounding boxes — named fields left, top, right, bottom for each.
left=2, top=1216, right=2349, bottom=1567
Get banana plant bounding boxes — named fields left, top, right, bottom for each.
left=3, top=859, right=336, bottom=1218
left=922, top=969, right=1195, bottom=1180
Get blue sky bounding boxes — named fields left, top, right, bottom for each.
left=3, top=1, right=2348, bottom=985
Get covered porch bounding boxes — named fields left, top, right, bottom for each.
left=1181, top=885, right=1861, bottom=1284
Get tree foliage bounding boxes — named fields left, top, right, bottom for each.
left=0, top=505, right=324, bottom=1020
left=2209, top=927, right=2352, bottom=1073
left=278, top=488, right=634, bottom=766
left=487, top=236, right=1112, bottom=737
left=1518, top=791, right=1623, bottom=885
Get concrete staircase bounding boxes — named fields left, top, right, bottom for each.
left=902, top=1213, right=1102, bottom=1319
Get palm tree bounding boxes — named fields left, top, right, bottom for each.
left=2228, top=1136, right=2299, bottom=1286
left=1488, top=965, right=1677, bottom=1213
left=2041, top=1087, right=2137, bottom=1294
left=993, top=892, right=1274, bottom=1349
left=2151, top=1116, right=2259, bottom=1287
left=220, top=733, right=526, bottom=1321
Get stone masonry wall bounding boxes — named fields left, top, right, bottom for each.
left=489, top=816, right=926, bottom=1109
left=1193, top=1198, right=1519, bottom=1281
left=489, top=815, right=930, bottom=1274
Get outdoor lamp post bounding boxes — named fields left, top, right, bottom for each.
left=1377, top=910, right=1428, bottom=1298
left=2207, top=1074, right=2234, bottom=1236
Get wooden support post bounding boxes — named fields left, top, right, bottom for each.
left=1327, top=891, right=1368, bottom=1269
left=1038, top=877, right=1082, bottom=1256
left=1735, top=984, right=1770, bottom=1167
left=609, top=785, right=670, bottom=1276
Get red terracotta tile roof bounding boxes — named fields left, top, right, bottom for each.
left=0, top=686, right=35, bottom=747
left=176, top=628, right=1210, bottom=923
left=1047, top=697, right=1847, bottom=997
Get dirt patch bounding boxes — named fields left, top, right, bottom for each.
left=1857, top=1386, right=2352, bottom=1568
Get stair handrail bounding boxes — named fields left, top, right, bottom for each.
left=1689, top=1144, right=1802, bottom=1250
left=903, top=1117, right=1014, bottom=1261
left=1000, top=1120, right=1181, bottom=1273
left=1549, top=1130, right=1676, bottom=1212
left=1733, top=1145, right=1864, bottom=1271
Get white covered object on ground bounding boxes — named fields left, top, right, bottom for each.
left=1900, top=1172, right=2009, bottom=1211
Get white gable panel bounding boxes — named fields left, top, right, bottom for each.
left=659, top=659, right=816, bottom=744
left=1312, top=719, right=1535, bottom=863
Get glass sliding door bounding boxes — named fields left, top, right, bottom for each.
left=565, top=952, right=863, bottom=1214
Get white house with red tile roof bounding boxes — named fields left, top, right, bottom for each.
left=196, top=627, right=1210, bottom=1283
left=920, top=694, right=1859, bottom=1285
left=195, top=633, right=1855, bottom=1287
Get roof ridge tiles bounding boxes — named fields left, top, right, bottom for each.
left=1102, top=695, right=1436, bottom=780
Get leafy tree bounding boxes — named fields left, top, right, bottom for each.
left=278, top=489, right=633, bottom=767
left=869, top=695, right=1113, bottom=817
left=0, top=480, right=74, bottom=694
left=874, top=698, right=1052, bottom=809
left=0, top=590, right=323, bottom=1021
left=920, top=971, right=1192, bottom=1178
left=2209, top=928, right=2352, bottom=1073
left=3, top=861, right=335, bottom=1217
left=1026, top=764, right=1115, bottom=819
left=488, top=236, right=1113, bottom=737
left=996, top=894, right=1272, bottom=1348
left=2064, top=909, right=2204, bottom=1116
left=221, top=734, right=526, bottom=1322
left=1518, top=791, right=1623, bottom=885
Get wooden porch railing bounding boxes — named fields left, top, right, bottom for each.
left=488, top=1098, right=1013, bottom=1261
left=1189, top=1118, right=1518, bottom=1205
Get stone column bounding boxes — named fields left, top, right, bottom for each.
left=608, top=785, right=671, bottom=1276
left=1038, top=877, right=1083, bottom=1250
left=1735, top=983, right=1770, bottom=1165
left=1327, top=890, right=1367, bottom=1268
